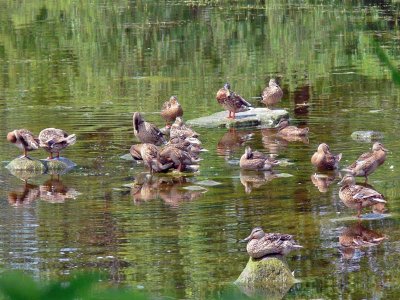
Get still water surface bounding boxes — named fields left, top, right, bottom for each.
left=1, top=0, right=400, bottom=298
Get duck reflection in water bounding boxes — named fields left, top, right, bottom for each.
left=131, top=173, right=205, bottom=207
left=311, top=171, right=338, bottom=193
left=293, top=84, right=310, bottom=115
left=240, top=170, right=277, bottom=194
left=39, top=175, right=80, bottom=203
left=339, top=221, right=387, bottom=260
left=8, top=181, right=40, bottom=206
left=217, top=128, right=254, bottom=158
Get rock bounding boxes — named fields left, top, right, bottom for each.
left=186, top=108, right=289, bottom=129
left=351, top=131, right=384, bottom=142
left=41, top=157, right=76, bottom=174
left=6, top=157, right=45, bottom=172
left=234, top=255, right=296, bottom=299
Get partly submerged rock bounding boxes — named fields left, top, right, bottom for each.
left=41, top=157, right=76, bottom=174
left=6, top=157, right=45, bottom=172
left=351, top=131, right=384, bottom=142
left=235, top=255, right=296, bottom=299
left=187, top=108, right=289, bottom=129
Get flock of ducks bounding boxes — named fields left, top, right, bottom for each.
left=6, top=79, right=390, bottom=260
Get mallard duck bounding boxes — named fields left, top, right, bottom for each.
left=168, top=137, right=202, bottom=158
left=261, top=78, right=283, bottom=108
left=242, top=227, right=303, bottom=258
left=170, top=117, right=199, bottom=140
left=240, top=146, right=279, bottom=171
left=140, top=143, right=173, bottom=174
left=38, top=128, right=76, bottom=159
left=160, top=96, right=183, bottom=127
left=130, top=144, right=144, bottom=160
left=338, top=174, right=386, bottom=218
left=133, top=112, right=166, bottom=146
left=276, top=119, right=309, bottom=137
left=343, top=142, right=388, bottom=181
left=311, top=143, right=342, bottom=170
left=7, top=129, right=39, bottom=158
left=216, top=83, right=252, bottom=119
left=160, top=145, right=200, bottom=172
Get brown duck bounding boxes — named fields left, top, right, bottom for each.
left=338, top=174, right=386, bottom=218
left=261, top=78, right=283, bottom=108
left=276, top=119, right=309, bottom=137
left=38, top=128, right=76, bottom=159
left=160, top=145, right=200, bottom=172
left=242, top=227, right=303, bottom=258
left=216, top=83, right=252, bottom=119
left=240, top=146, right=279, bottom=171
left=133, top=112, right=166, bottom=146
left=343, top=142, right=388, bottom=181
left=7, top=129, right=39, bottom=158
left=160, top=96, right=183, bottom=127
left=170, top=117, right=199, bottom=140
left=311, top=143, right=342, bottom=170
left=140, top=143, right=173, bottom=174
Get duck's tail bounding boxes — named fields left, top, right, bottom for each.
left=65, top=134, right=77, bottom=146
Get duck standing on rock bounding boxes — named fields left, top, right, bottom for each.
left=170, top=117, right=199, bottom=140
left=242, top=227, right=303, bottom=258
left=239, top=146, right=279, bottom=171
left=343, top=142, right=388, bottom=182
left=276, top=119, right=309, bottom=137
left=160, top=96, right=183, bottom=127
left=338, top=174, right=386, bottom=218
left=140, top=143, right=173, bottom=174
left=7, top=129, right=39, bottom=158
left=261, top=78, right=283, bottom=108
left=216, top=83, right=252, bottom=119
left=38, top=128, right=76, bottom=160
left=133, top=112, right=166, bottom=146
left=311, top=143, right=342, bottom=170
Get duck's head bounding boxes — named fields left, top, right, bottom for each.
left=338, top=174, right=356, bottom=186
left=244, top=146, right=253, bottom=159
left=317, top=143, right=330, bottom=154
left=169, top=95, right=179, bottom=104
left=269, top=78, right=278, bottom=87
left=173, top=116, right=184, bottom=127
left=372, top=142, right=388, bottom=153
left=277, top=118, right=289, bottom=129
left=6, top=131, right=16, bottom=144
left=242, top=227, right=266, bottom=242
left=133, top=112, right=144, bottom=130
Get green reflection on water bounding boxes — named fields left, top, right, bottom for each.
left=1, top=0, right=400, bottom=299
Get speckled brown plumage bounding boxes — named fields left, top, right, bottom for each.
left=242, top=227, right=302, bottom=258
left=160, top=145, right=200, bottom=172
left=216, top=83, right=252, bottom=119
left=338, top=174, right=386, bottom=217
left=311, top=143, right=342, bottom=170
left=140, top=143, right=173, bottom=173
left=276, top=119, right=309, bottom=137
left=38, top=128, right=76, bottom=159
left=160, top=96, right=183, bottom=126
left=239, top=146, right=279, bottom=171
left=133, top=112, right=166, bottom=146
left=261, top=79, right=283, bottom=108
left=7, top=129, right=39, bottom=158
left=169, top=117, right=199, bottom=140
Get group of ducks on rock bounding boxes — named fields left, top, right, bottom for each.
left=130, top=97, right=202, bottom=173
left=7, top=128, right=76, bottom=160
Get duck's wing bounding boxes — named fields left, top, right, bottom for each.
left=350, top=185, right=385, bottom=202
left=17, top=129, right=39, bottom=149
left=232, top=92, right=252, bottom=108
left=348, top=152, right=373, bottom=169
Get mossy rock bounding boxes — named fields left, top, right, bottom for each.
left=41, top=157, right=76, bottom=174
left=6, top=157, right=46, bottom=172
left=234, top=255, right=296, bottom=299
left=186, top=108, right=289, bottom=129
left=351, top=131, right=384, bottom=142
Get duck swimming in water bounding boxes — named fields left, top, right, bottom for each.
left=261, top=78, right=283, bottom=108
left=311, top=143, right=342, bottom=170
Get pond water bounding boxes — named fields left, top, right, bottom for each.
left=1, top=0, right=400, bottom=298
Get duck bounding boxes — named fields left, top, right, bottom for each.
left=216, top=83, right=252, bottom=119
left=38, top=128, right=76, bottom=159
left=170, top=117, right=199, bottom=140
left=130, top=144, right=144, bottom=161
left=160, top=145, right=200, bottom=172
left=338, top=174, right=386, bottom=218
left=140, top=143, right=173, bottom=174
left=261, top=78, right=283, bottom=108
left=7, top=129, right=39, bottom=158
left=343, top=142, right=388, bottom=181
left=276, top=119, right=309, bottom=137
left=241, top=227, right=303, bottom=258
left=311, top=143, right=342, bottom=170
left=160, top=96, right=183, bottom=127
left=133, top=112, right=166, bottom=146
left=240, top=146, right=279, bottom=171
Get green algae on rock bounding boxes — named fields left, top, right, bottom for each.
left=351, top=131, right=384, bottom=142
left=6, top=157, right=46, bottom=172
left=186, top=108, right=289, bottom=129
left=234, top=255, right=296, bottom=299
left=41, top=157, right=77, bottom=174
